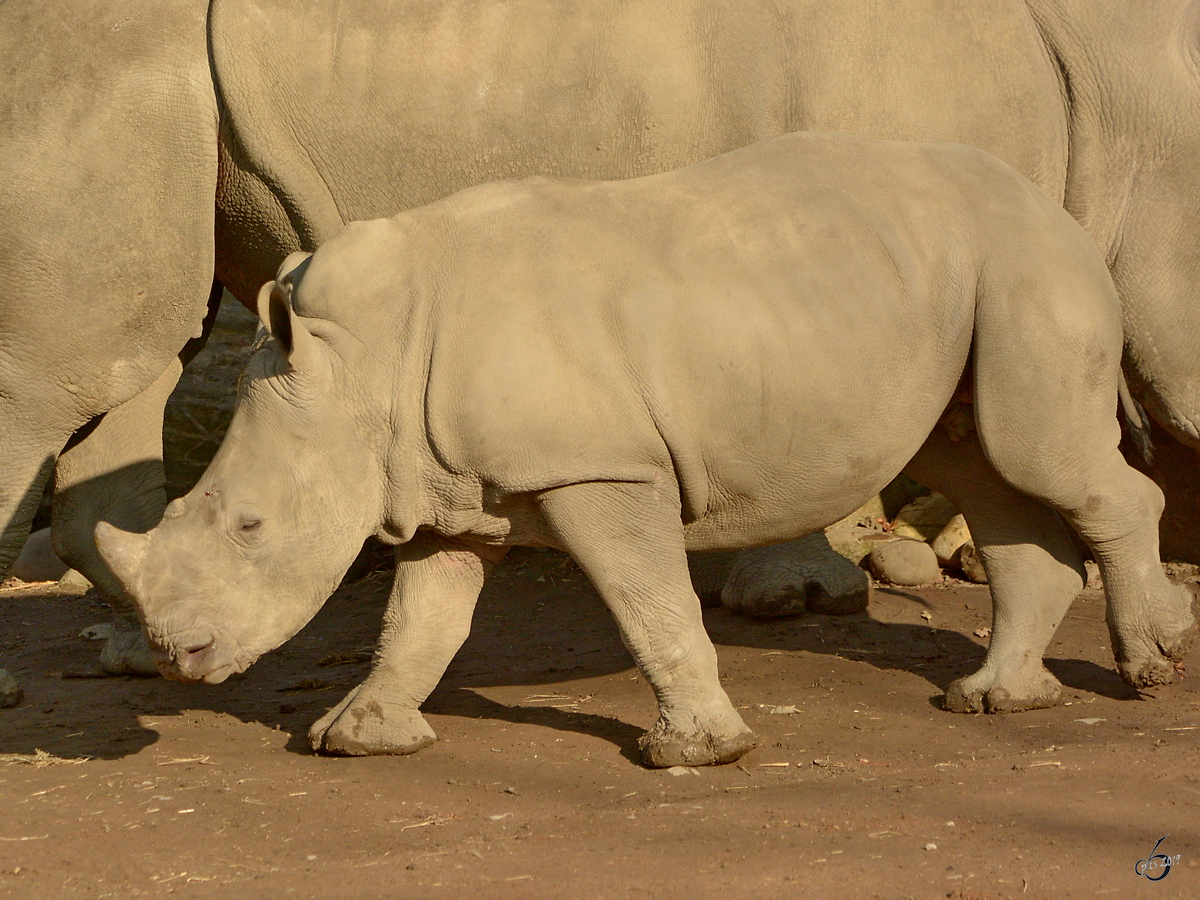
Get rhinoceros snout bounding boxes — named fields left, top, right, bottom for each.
left=153, top=633, right=225, bottom=682
left=173, top=637, right=216, bottom=681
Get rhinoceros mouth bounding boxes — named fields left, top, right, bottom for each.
left=148, top=627, right=248, bottom=683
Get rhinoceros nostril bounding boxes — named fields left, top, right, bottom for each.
left=173, top=638, right=216, bottom=679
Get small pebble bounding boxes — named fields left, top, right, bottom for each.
left=958, top=540, right=989, bottom=583
left=0, top=668, right=21, bottom=708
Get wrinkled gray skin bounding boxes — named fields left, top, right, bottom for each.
left=97, top=134, right=1198, bottom=766
left=5, top=0, right=1200, bottom=674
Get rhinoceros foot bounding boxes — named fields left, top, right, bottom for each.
left=1112, top=582, right=1198, bottom=689
left=309, top=683, right=438, bottom=756
left=943, top=664, right=1063, bottom=714
left=638, top=720, right=756, bottom=768
left=721, top=535, right=870, bottom=618
left=97, top=615, right=159, bottom=676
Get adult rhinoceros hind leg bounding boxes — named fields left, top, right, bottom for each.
left=719, top=533, right=871, bottom=617
left=972, top=254, right=1198, bottom=692
left=905, top=430, right=1082, bottom=714
left=52, top=358, right=189, bottom=677
left=538, top=481, right=755, bottom=768
left=309, top=536, right=504, bottom=757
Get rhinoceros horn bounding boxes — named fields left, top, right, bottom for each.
left=94, top=521, right=149, bottom=599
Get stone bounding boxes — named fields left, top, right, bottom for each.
left=826, top=528, right=900, bottom=566
left=958, top=540, right=989, bottom=583
left=58, top=568, right=92, bottom=590
left=722, top=532, right=871, bottom=617
left=11, top=527, right=68, bottom=583
left=825, top=495, right=892, bottom=564
left=891, top=492, right=958, bottom=542
left=867, top=538, right=941, bottom=586
left=0, top=669, right=21, bottom=708
left=79, top=623, right=114, bottom=642
left=931, top=514, right=971, bottom=567
left=828, top=494, right=888, bottom=532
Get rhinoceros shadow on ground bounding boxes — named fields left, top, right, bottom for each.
left=0, top=547, right=1142, bottom=762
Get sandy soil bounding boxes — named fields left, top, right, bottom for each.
left=1, top=548, right=1198, bottom=900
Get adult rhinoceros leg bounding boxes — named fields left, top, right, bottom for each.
left=51, top=283, right=222, bottom=676
left=538, top=480, right=755, bottom=768
left=51, top=359, right=184, bottom=676
left=904, top=428, right=1084, bottom=713
left=310, top=535, right=506, bottom=756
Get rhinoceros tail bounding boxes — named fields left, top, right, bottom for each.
left=1119, top=372, right=1154, bottom=465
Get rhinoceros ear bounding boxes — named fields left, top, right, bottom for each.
left=94, top=522, right=149, bottom=597
left=255, top=252, right=321, bottom=372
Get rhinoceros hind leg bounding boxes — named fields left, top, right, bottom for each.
left=539, top=480, right=755, bottom=768
left=720, top=534, right=871, bottom=617
left=905, top=429, right=1083, bottom=714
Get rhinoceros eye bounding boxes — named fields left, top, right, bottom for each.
left=234, top=514, right=264, bottom=542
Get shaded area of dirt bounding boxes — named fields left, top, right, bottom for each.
left=161, top=294, right=258, bottom=500
left=1, top=549, right=1198, bottom=899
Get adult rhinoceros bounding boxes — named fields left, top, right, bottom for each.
left=2, top=0, right=1197, bottom=673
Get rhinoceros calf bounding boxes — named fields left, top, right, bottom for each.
left=96, top=132, right=1196, bottom=767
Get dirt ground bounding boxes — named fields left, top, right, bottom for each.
left=1, top=548, right=1198, bottom=900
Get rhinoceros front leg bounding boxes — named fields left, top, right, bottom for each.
left=309, top=535, right=505, bottom=756
left=905, top=429, right=1083, bottom=713
left=538, top=480, right=755, bottom=768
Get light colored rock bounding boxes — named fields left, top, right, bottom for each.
left=0, top=669, right=21, bottom=708
left=828, top=495, right=887, bottom=532
left=958, top=540, right=989, bottom=583
left=931, top=514, right=971, bottom=567
left=722, top=533, right=871, bottom=617
left=867, top=538, right=941, bottom=586
left=58, top=568, right=93, bottom=590
left=826, top=528, right=899, bottom=566
left=1085, top=560, right=1102, bottom=589
left=11, top=527, right=68, bottom=583
left=826, top=495, right=891, bottom=564
left=891, top=492, right=957, bottom=543
left=79, top=623, right=114, bottom=642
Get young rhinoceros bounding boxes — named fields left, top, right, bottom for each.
left=96, top=132, right=1196, bottom=767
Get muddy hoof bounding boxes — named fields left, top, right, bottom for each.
left=944, top=669, right=1063, bottom=714
left=639, top=726, right=756, bottom=768
left=309, top=687, right=438, bottom=756
left=1115, top=583, right=1199, bottom=688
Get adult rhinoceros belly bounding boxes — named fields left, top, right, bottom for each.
left=208, top=0, right=1066, bottom=305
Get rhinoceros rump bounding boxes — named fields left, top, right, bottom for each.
left=96, top=133, right=1197, bottom=766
